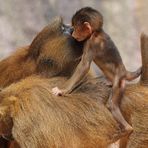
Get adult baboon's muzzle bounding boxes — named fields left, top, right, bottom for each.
left=62, top=24, right=74, bottom=35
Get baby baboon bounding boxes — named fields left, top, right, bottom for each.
left=52, top=7, right=141, bottom=134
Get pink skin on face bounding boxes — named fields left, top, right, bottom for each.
left=72, top=24, right=92, bottom=41
left=72, top=32, right=88, bottom=41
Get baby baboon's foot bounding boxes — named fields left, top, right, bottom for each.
left=120, top=124, right=133, bottom=137
left=124, top=124, right=133, bottom=135
left=114, top=125, right=133, bottom=138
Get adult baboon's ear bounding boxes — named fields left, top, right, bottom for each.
left=47, top=16, right=64, bottom=33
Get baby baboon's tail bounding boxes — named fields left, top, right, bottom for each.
left=126, top=67, right=142, bottom=81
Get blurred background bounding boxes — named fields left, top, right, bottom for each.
left=0, top=1, right=147, bottom=147
left=0, top=0, right=147, bottom=71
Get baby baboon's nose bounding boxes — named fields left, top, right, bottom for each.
left=72, top=32, right=77, bottom=38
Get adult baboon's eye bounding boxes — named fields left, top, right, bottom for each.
left=62, top=25, right=65, bottom=31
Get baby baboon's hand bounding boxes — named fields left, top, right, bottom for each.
left=52, top=87, right=62, bottom=96
left=52, top=87, right=68, bottom=96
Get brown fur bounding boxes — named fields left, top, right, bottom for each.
left=0, top=75, right=147, bottom=148
left=0, top=17, right=83, bottom=88
left=0, top=76, right=118, bottom=148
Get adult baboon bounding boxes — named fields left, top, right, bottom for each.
left=0, top=17, right=84, bottom=148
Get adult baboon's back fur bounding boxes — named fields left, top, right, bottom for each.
left=0, top=76, right=148, bottom=148
left=0, top=76, right=117, bottom=148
